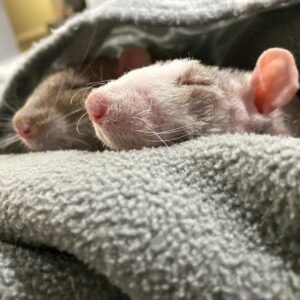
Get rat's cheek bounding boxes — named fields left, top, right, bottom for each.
left=92, top=124, right=119, bottom=150
left=92, top=124, right=104, bottom=141
left=87, top=89, right=163, bottom=150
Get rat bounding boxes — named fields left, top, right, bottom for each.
left=85, top=48, right=299, bottom=150
left=8, top=46, right=151, bottom=151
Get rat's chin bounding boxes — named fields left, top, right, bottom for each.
left=94, top=124, right=150, bottom=150
left=20, top=139, right=38, bottom=151
left=94, top=126, right=120, bottom=150
left=20, top=136, right=64, bottom=151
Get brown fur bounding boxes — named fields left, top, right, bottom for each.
left=12, top=58, right=117, bottom=151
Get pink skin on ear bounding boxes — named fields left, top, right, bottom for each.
left=251, top=48, right=299, bottom=114
left=116, top=46, right=152, bottom=77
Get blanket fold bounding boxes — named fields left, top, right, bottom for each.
left=0, top=240, right=128, bottom=299
left=2, top=135, right=300, bottom=299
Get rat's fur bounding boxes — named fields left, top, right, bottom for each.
left=87, top=59, right=294, bottom=150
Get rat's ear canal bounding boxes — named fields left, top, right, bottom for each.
left=250, top=48, right=299, bottom=114
left=116, top=46, right=152, bottom=77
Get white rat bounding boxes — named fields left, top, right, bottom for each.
left=86, top=48, right=299, bottom=150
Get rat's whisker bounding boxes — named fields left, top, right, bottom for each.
left=98, top=79, right=112, bottom=84
left=143, top=129, right=198, bottom=143
left=0, top=113, right=14, bottom=119
left=69, top=87, right=93, bottom=104
left=85, top=79, right=112, bottom=88
left=135, top=99, right=153, bottom=116
left=136, top=120, right=207, bottom=137
left=0, top=134, right=20, bottom=149
left=85, top=82, right=102, bottom=87
left=0, top=122, right=13, bottom=129
left=1, top=101, right=19, bottom=113
left=80, top=85, right=95, bottom=105
left=56, top=107, right=85, bottom=122
left=0, top=120, right=13, bottom=126
left=64, top=136, right=91, bottom=147
left=99, top=64, right=103, bottom=82
left=67, top=67, right=78, bottom=92
left=133, top=116, right=170, bottom=149
left=55, top=74, right=69, bottom=106
left=87, top=63, right=103, bottom=82
left=76, top=112, right=89, bottom=135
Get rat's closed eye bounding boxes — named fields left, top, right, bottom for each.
left=176, top=74, right=212, bottom=86
left=174, top=60, right=214, bottom=87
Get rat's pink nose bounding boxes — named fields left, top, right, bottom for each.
left=14, top=119, right=32, bottom=139
left=86, top=94, right=108, bottom=124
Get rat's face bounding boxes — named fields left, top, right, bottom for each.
left=12, top=70, right=100, bottom=151
left=86, top=48, right=299, bottom=151
left=86, top=59, right=251, bottom=150
left=87, top=49, right=299, bottom=150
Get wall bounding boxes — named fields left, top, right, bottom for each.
left=3, top=0, right=60, bottom=50
left=0, top=1, right=19, bottom=61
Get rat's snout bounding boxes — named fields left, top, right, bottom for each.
left=86, top=92, right=109, bottom=124
left=13, top=115, right=34, bottom=139
left=86, top=86, right=164, bottom=150
left=12, top=108, right=71, bottom=151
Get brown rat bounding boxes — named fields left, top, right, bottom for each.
left=9, top=47, right=151, bottom=151
left=86, top=48, right=299, bottom=150
left=10, top=59, right=113, bottom=151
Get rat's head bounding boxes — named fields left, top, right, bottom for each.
left=86, top=59, right=221, bottom=149
left=86, top=48, right=299, bottom=150
left=12, top=69, right=101, bottom=151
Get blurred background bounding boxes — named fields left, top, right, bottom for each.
left=0, top=0, right=106, bottom=61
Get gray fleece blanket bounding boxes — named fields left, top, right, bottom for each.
left=1, top=1, right=300, bottom=299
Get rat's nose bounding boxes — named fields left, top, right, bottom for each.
left=13, top=118, right=33, bottom=139
left=86, top=93, right=108, bottom=124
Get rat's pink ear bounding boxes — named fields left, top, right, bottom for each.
left=116, top=46, right=152, bottom=77
left=251, top=48, right=299, bottom=114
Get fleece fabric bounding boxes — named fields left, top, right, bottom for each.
left=1, top=135, right=300, bottom=299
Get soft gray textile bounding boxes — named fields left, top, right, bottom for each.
left=0, top=240, right=127, bottom=299
left=2, top=135, right=300, bottom=299
left=1, top=0, right=300, bottom=299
